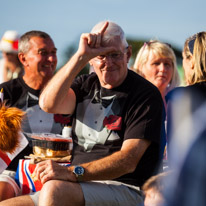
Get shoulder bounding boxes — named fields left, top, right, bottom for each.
left=0, top=77, right=23, bottom=90
left=166, top=86, right=185, bottom=101
left=75, top=72, right=97, bottom=83
left=0, top=77, right=30, bottom=101
left=72, top=73, right=98, bottom=92
left=128, top=70, right=160, bottom=91
left=166, top=83, right=206, bottom=102
left=127, top=69, right=162, bottom=101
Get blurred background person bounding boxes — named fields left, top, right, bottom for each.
left=132, top=40, right=180, bottom=106
left=0, top=30, right=24, bottom=83
left=131, top=40, right=180, bottom=169
left=165, top=31, right=206, bottom=206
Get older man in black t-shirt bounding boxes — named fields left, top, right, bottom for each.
left=0, top=21, right=165, bottom=206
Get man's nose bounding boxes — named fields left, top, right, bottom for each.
left=104, top=56, right=113, bottom=66
left=47, top=54, right=57, bottom=62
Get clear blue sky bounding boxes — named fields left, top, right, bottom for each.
left=1, top=0, right=205, bottom=67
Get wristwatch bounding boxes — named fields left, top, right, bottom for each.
left=73, top=165, right=85, bottom=182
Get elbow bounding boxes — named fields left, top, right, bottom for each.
left=127, top=164, right=137, bottom=174
left=39, top=94, right=51, bottom=113
left=123, top=161, right=137, bottom=174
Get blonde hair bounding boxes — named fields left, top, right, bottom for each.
left=183, top=31, right=206, bottom=85
left=132, top=40, right=180, bottom=94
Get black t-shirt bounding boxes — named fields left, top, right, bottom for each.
left=0, top=77, right=62, bottom=171
left=70, top=70, right=165, bottom=187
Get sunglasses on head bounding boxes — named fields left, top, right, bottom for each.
left=187, top=32, right=205, bottom=55
left=143, top=41, right=172, bottom=49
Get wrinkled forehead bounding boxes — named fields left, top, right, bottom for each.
left=101, top=35, right=123, bottom=47
left=29, top=36, right=55, bottom=48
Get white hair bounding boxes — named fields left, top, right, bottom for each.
left=91, top=20, right=128, bottom=48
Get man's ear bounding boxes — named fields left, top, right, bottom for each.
left=126, top=45, right=132, bottom=63
left=18, top=53, right=27, bottom=67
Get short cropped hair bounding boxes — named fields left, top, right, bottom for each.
left=18, top=30, right=52, bottom=54
left=132, top=40, right=180, bottom=94
left=183, top=31, right=206, bottom=85
left=91, top=20, right=128, bottom=48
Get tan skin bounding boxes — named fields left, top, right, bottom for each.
left=0, top=22, right=151, bottom=206
left=0, top=36, right=57, bottom=204
left=18, top=36, right=57, bottom=90
left=140, top=52, right=173, bottom=99
left=182, top=52, right=194, bottom=85
left=144, top=188, right=164, bottom=206
left=0, top=183, right=15, bottom=202
left=37, top=22, right=150, bottom=206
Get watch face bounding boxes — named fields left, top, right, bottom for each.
left=74, top=166, right=84, bottom=175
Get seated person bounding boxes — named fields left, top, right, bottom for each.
left=0, top=30, right=64, bottom=201
left=0, top=21, right=165, bottom=206
left=131, top=40, right=180, bottom=169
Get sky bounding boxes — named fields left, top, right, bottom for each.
left=0, top=0, right=205, bottom=67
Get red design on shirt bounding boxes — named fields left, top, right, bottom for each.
left=103, top=115, right=122, bottom=130
left=54, top=114, right=71, bottom=125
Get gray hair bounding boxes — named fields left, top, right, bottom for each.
left=18, top=30, right=52, bottom=54
left=91, top=20, right=128, bottom=48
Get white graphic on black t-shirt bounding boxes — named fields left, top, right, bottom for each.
left=22, top=92, right=61, bottom=133
left=75, top=94, right=120, bottom=152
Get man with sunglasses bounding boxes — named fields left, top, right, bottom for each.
left=0, top=21, right=165, bottom=206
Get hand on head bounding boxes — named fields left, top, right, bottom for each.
left=77, top=21, right=117, bottom=60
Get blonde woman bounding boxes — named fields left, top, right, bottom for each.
left=132, top=40, right=180, bottom=106
left=132, top=41, right=180, bottom=168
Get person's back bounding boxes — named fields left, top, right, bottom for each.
left=165, top=85, right=206, bottom=206
left=165, top=31, right=206, bottom=206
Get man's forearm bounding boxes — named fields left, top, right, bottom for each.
left=69, top=139, right=150, bottom=182
left=39, top=52, right=89, bottom=114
